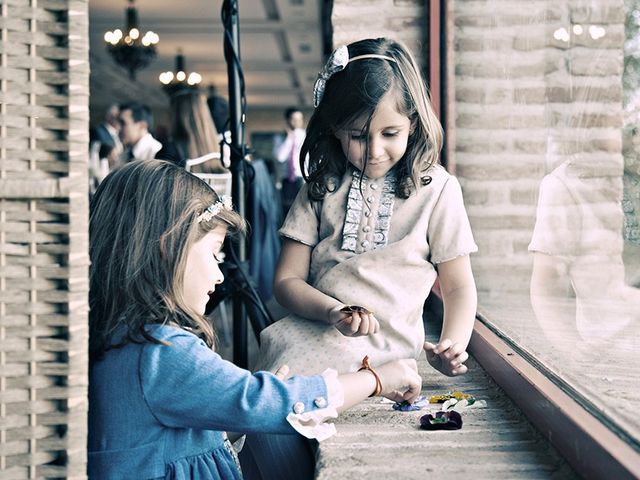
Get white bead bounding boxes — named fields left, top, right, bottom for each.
left=370, top=183, right=378, bottom=190
left=363, top=226, right=371, bottom=232
left=314, top=397, right=327, bottom=408
left=366, top=196, right=374, bottom=203
left=293, top=401, right=305, bottom=414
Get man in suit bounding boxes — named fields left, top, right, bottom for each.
left=119, top=102, right=162, bottom=162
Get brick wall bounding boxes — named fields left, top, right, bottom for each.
left=330, top=1, right=627, bottom=296
left=449, top=1, right=626, bottom=296
left=332, top=0, right=427, bottom=68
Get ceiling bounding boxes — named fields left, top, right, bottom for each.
left=88, top=0, right=329, bottom=119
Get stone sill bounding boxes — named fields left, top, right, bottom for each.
left=470, top=314, right=640, bottom=479
left=314, top=307, right=579, bottom=479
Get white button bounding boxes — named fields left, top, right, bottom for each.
left=361, top=241, right=370, bottom=248
left=370, top=183, right=378, bottom=190
left=314, top=397, right=327, bottom=408
left=366, top=196, right=374, bottom=203
left=363, top=226, right=371, bottom=232
left=293, top=402, right=305, bottom=414
left=364, top=211, right=371, bottom=217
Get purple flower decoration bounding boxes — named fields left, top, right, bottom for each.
left=419, top=410, right=463, bottom=430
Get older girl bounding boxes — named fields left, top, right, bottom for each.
left=256, top=37, right=478, bottom=378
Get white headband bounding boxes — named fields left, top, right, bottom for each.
left=313, top=45, right=397, bottom=107
left=196, top=196, right=233, bottom=223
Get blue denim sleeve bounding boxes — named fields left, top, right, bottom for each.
left=139, top=327, right=328, bottom=434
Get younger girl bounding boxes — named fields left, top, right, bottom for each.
left=256, top=37, right=478, bottom=378
left=88, top=160, right=421, bottom=479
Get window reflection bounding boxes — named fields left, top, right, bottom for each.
left=529, top=154, right=639, bottom=346
left=457, top=0, right=640, bottom=444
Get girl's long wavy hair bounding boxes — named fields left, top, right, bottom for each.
left=302, top=37, right=443, bottom=200
left=89, top=160, right=244, bottom=361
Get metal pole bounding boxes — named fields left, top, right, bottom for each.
left=222, top=0, right=248, bottom=367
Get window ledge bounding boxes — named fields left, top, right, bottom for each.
left=470, top=313, right=640, bottom=479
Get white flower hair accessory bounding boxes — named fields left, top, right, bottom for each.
left=312, top=45, right=398, bottom=107
left=196, top=196, right=233, bottom=223
left=313, top=45, right=349, bottom=107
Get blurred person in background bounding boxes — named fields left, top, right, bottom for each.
left=119, top=102, right=162, bottom=162
left=170, top=90, right=226, bottom=173
left=274, top=107, right=306, bottom=215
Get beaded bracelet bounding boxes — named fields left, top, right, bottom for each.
left=358, top=355, right=383, bottom=397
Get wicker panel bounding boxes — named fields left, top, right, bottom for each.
left=1, top=0, right=89, bottom=478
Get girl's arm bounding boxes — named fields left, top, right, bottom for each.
left=274, top=238, right=378, bottom=335
left=338, top=358, right=421, bottom=409
left=423, top=254, right=477, bottom=376
left=530, top=252, right=578, bottom=347
left=140, top=329, right=421, bottom=440
left=273, top=238, right=340, bottom=323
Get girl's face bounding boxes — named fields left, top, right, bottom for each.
left=182, top=225, right=227, bottom=315
left=335, top=92, right=411, bottom=179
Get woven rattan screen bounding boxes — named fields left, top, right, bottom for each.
left=0, top=0, right=89, bottom=478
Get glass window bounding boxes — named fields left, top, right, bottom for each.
left=452, top=0, right=640, bottom=444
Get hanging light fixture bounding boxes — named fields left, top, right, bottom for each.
left=159, top=51, right=203, bottom=95
left=103, top=0, right=159, bottom=80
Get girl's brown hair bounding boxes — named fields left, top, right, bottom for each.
left=89, top=160, right=244, bottom=360
left=302, top=37, right=443, bottom=200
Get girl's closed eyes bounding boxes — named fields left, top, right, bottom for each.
left=348, top=129, right=401, bottom=141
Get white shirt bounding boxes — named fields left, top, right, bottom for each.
left=131, top=133, right=162, bottom=161
left=275, top=128, right=306, bottom=179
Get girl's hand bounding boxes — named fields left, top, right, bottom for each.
left=423, top=339, right=469, bottom=377
left=274, top=364, right=290, bottom=380
left=328, top=305, right=380, bottom=337
left=375, top=359, right=422, bottom=404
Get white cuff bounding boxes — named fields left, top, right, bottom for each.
left=286, top=369, right=344, bottom=442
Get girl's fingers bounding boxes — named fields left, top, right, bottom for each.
left=443, top=342, right=464, bottom=361
left=349, top=313, right=361, bottom=334
left=274, top=364, right=290, bottom=380
left=451, top=364, right=468, bottom=376
left=371, top=316, right=380, bottom=335
left=358, top=313, right=370, bottom=335
left=361, top=314, right=378, bottom=335
left=423, top=341, right=436, bottom=353
left=454, top=351, right=469, bottom=364
left=434, top=338, right=453, bottom=354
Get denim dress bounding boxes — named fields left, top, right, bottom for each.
left=88, top=325, right=329, bottom=479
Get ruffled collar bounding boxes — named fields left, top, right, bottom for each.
left=341, top=169, right=396, bottom=252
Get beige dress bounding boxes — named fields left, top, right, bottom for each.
left=255, top=164, right=477, bottom=376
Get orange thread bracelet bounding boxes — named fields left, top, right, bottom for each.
left=358, top=355, right=382, bottom=397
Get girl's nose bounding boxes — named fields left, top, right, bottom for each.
left=369, top=137, right=384, bottom=159
left=214, top=265, right=225, bottom=285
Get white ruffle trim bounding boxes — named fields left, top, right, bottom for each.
left=286, top=368, right=344, bottom=442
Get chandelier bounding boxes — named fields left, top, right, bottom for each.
left=159, top=52, right=203, bottom=96
left=103, top=0, right=159, bottom=80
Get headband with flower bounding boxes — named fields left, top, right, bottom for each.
left=196, top=196, right=233, bottom=223
left=312, top=45, right=398, bottom=107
